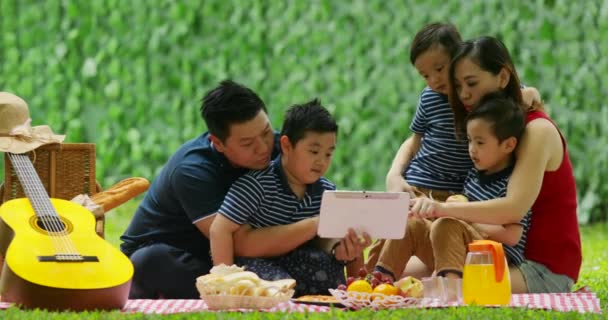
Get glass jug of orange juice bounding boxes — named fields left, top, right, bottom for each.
left=462, top=240, right=511, bottom=305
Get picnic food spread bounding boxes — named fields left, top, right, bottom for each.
left=328, top=268, right=424, bottom=309
left=339, top=267, right=423, bottom=298
left=293, top=295, right=340, bottom=304
left=196, top=264, right=296, bottom=310
left=196, top=264, right=295, bottom=297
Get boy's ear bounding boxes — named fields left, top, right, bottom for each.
left=498, top=67, right=511, bottom=89
left=502, top=136, right=518, bottom=153
left=209, top=134, right=225, bottom=152
left=279, top=135, right=292, bottom=154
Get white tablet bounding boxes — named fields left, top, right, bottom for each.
left=317, top=191, right=409, bottom=239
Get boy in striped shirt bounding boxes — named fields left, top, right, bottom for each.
left=375, top=93, right=532, bottom=281
left=210, top=99, right=370, bottom=296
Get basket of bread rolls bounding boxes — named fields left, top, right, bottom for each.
left=196, top=264, right=296, bottom=310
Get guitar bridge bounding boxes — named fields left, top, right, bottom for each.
left=38, top=255, right=99, bottom=262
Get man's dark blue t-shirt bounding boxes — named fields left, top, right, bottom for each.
left=120, top=132, right=280, bottom=259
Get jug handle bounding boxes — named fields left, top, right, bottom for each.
left=489, top=241, right=506, bottom=282
left=471, top=240, right=506, bottom=282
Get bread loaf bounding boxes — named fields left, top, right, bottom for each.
left=196, top=264, right=296, bottom=297
left=91, top=177, right=149, bottom=212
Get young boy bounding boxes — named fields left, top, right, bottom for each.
left=375, top=93, right=532, bottom=280
left=367, top=22, right=468, bottom=272
left=210, top=99, right=369, bottom=296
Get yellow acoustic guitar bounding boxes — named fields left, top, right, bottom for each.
left=0, top=153, right=133, bottom=311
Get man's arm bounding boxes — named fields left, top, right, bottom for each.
left=194, top=215, right=214, bottom=238
left=386, top=133, right=422, bottom=192
left=209, top=214, right=241, bottom=266
left=232, top=217, right=319, bottom=257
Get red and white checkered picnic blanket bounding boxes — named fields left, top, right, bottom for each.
left=421, top=292, right=602, bottom=314
left=0, top=292, right=601, bottom=313
left=121, top=292, right=601, bottom=314
left=123, top=300, right=330, bottom=313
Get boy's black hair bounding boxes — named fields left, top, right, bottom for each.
left=200, top=80, right=267, bottom=142
left=410, top=22, right=462, bottom=65
left=280, top=98, right=338, bottom=146
left=465, top=92, right=525, bottom=143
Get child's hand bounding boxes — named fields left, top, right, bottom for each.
left=386, top=172, right=415, bottom=197
left=522, top=87, right=542, bottom=111
left=409, top=197, right=443, bottom=219
left=334, top=229, right=371, bottom=262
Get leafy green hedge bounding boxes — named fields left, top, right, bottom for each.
left=1, top=0, right=606, bottom=222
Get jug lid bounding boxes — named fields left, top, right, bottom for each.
left=468, top=240, right=506, bottom=282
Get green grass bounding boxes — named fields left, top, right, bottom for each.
left=2, top=202, right=606, bottom=318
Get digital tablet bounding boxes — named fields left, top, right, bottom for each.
left=317, top=191, right=409, bottom=239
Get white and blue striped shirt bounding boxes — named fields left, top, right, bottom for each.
left=463, top=166, right=531, bottom=266
left=405, top=88, right=472, bottom=192
left=219, top=157, right=336, bottom=228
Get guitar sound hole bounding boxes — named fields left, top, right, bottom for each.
left=36, top=217, right=67, bottom=233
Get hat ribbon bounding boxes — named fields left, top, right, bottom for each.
left=0, top=118, right=34, bottom=138
left=0, top=118, right=59, bottom=144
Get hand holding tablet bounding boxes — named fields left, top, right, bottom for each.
left=317, top=191, right=410, bottom=240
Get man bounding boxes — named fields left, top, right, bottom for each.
left=121, top=80, right=365, bottom=298
left=121, top=80, right=281, bottom=298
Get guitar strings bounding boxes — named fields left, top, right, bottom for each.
left=15, top=153, right=80, bottom=259
left=8, top=153, right=65, bottom=255
left=9, top=153, right=81, bottom=260
left=10, top=153, right=74, bottom=258
left=12, top=153, right=78, bottom=259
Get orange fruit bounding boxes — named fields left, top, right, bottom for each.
left=347, top=279, right=373, bottom=293
left=373, top=283, right=399, bottom=296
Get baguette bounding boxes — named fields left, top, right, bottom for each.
left=91, top=177, right=149, bottom=212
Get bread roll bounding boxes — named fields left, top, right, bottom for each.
left=91, top=177, right=149, bottom=212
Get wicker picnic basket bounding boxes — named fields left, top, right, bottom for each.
left=200, top=291, right=294, bottom=310
left=329, top=289, right=419, bottom=309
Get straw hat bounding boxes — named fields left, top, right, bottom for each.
left=0, top=92, right=65, bottom=154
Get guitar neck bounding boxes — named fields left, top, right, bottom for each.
left=7, top=152, right=58, bottom=219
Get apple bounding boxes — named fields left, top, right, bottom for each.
left=446, top=194, right=468, bottom=203
left=395, top=276, right=424, bottom=298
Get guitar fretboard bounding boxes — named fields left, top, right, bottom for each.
left=7, top=153, right=64, bottom=231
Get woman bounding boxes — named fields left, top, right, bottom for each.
left=411, top=36, right=581, bottom=293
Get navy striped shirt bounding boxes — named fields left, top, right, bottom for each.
left=405, top=88, right=472, bottom=192
left=219, top=157, right=336, bottom=228
left=463, top=166, right=532, bottom=266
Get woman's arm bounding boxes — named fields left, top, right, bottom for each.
left=386, top=133, right=422, bottom=192
left=411, top=119, right=560, bottom=224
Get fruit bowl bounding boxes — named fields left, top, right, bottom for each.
left=328, top=289, right=419, bottom=309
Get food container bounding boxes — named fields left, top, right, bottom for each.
left=328, top=289, right=419, bottom=309
left=200, top=291, right=294, bottom=310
